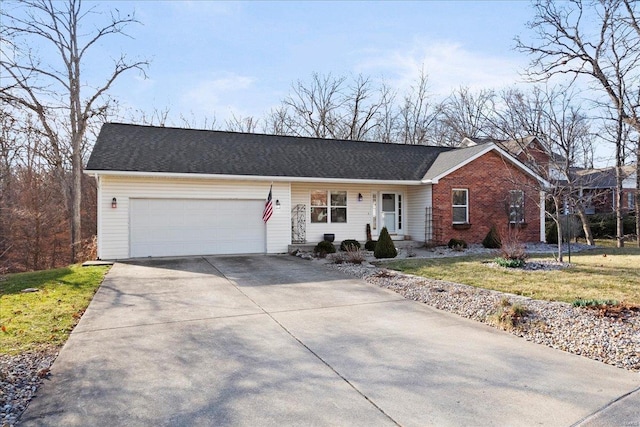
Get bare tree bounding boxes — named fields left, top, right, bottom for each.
left=269, top=73, right=393, bottom=141
left=491, top=86, right=595, bottom=258
left=225, top=113, right=260, bottom=133
left=397, top=68, right=438, bottom=145
left=516, top=0, right=640, bottom=247
left=0, top=0, right=148, bottom=261
left=434, top=86, right=496, bottom=145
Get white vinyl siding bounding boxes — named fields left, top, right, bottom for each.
left=97, top=176, right=290, bottom=259
left=406, top=185, right=432, bottom=243
left=291, top=183, right=407, bottom=243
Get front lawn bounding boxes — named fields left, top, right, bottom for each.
left=385, top=246, right=640, bottom=305
left=0, top=265, right=109, bottom=354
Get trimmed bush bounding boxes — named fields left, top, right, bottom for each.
left=374, top=227, right=397, bottom=259
left=340, top=239, right=361, bottom=251
left=482, top=225, right=502, bottom=249
left=364, top=240, right=377, bottom=251
left=313, top=240, right=336, bottom=257
left=546, top=221, right=559, bottom=244
left=447, top=238, right=467, bottom=249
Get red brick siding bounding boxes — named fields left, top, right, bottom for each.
left=432, top=151, right=541, bottom=244
left=514, top=141, right=552, bottom=179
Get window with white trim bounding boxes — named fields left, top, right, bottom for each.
left=330, top=191, right=347, bottom=223
left=509, top=190, right=525, bottom=223
left=310, top=190, right=347, bottom=223
left=452, top=189, right=468, bottom=224
left=628, top=192, right=635, bottom=210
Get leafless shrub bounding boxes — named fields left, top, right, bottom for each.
left=500, top=227, right=528, bottom=261
left=345, top=247, right=366, bottom=264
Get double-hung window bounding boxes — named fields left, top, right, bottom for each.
left=509, top=190, right=525, bottom=223
left=311, top=190, right=347, bottom=223
left=452, top=189, right=469, bottom=224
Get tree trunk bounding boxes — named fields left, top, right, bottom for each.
left=575, top=206, right=595, bottom=245
left=636, top=139, right=639, bottom=247
left=615, top=165, right=625, bottom=248
left=554, top=198, right=563, bottom=262
left=70, top=145, right=82, bottom=262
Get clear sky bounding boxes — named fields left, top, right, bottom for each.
left=85, top=1, right=537, bottom=125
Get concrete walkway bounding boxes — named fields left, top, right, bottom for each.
left=20, top=256, right=639, bottom=426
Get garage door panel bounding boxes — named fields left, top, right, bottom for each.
left=130, top=199, right=265, bottom=257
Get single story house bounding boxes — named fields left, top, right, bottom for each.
left=85, top=123, right=548, bottom=259
left=572, top=166, right=637, bottom=214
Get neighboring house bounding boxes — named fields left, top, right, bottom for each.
left=572, top=166, right=637, bottom=214
left=463, top=136, right=637, bottom=216
left=85, top=123, right=547, bottom=259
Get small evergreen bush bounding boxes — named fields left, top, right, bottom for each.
left=447, top=238, right=467, bottom=249
left=340, top=239, right=361, bottom=251
left=482, top=225, right=501, bottom=249
left=374, top=227, right=397, bottom=259
left=364, top=240, right=377, bottom=251
left=313, top=240, right=336, bottom=257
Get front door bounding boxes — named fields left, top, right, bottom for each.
left=381, top=193, right=398, bottom=233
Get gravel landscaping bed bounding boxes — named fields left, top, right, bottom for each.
left=326, top=260, right=640, bottom=372
left=0, top=348, right=57, bottom=426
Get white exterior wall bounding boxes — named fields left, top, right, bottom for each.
left=291, top=182, right=410, bottom=244
left=97, top=175, right=291, bottom=259
left=406, top=185, right=432, bottom=243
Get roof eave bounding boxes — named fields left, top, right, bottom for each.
left=83, top=169, right=424, bottom=186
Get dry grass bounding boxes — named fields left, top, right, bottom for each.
left=0, top=264, right=109, bottom=354
left=386, top=245, right=640, bottom=305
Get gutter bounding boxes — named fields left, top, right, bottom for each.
left=83, top=169, right=424, bottom=186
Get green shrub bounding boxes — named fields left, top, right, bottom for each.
left=482, top=225, right=501, bottom=249
left=374, top=227, right=397, bottom=259
left=313, top=240, right=336, bottom=257
left=364, top=240, right=377, bottom=251
left=546, top=221, right=558, bottom=244
left=340, top=239, right=361, bottom=251
left=447, top=238, right=467, bottom=249
left=572, top=299, right=618, bottom=307
left=494, top=257, right=525, bottom=268
left=589, top=213, right=636, bottom=238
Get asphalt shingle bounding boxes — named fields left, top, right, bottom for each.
left=86, top=123, right=460, bottom=181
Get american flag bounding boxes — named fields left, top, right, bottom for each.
left=262, top=186, right=273, bottom=223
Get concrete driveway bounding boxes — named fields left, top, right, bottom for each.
left=20, top=256, right=639, bottom=426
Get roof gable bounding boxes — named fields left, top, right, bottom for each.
left=422, top=143, right=549, bottom=185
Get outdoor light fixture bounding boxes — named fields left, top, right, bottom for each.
left=358, top=193, right=363, bottom=202
left=111, top=197, right=117, bottom=208
left=275, top=199, right=281, bottom=209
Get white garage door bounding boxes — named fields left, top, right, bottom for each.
left=130, top=199, right=266, bottom=257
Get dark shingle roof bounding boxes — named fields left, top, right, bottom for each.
left=572, top=165, right=636, bottom=189
left=86, top=123, right=459, bottom=181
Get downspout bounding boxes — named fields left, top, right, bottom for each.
left=95, top=174, right=102, bottom=260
